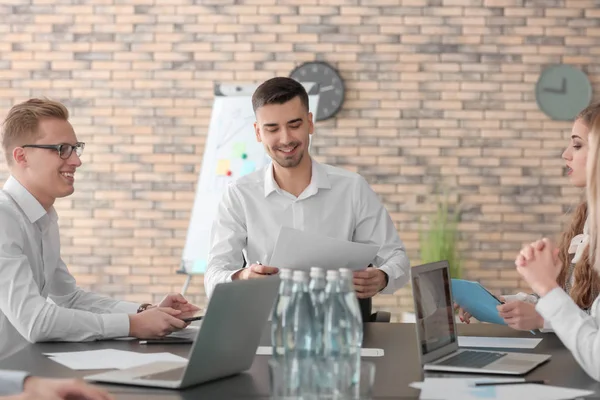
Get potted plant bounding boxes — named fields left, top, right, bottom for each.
left=418, top=191, right=462, bottom=279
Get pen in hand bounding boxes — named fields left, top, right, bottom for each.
left=474, top=379, right=547, bottom=387
left=255, top=261, right=270, bottom=275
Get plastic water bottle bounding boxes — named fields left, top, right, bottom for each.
left=322, top=270, right=352, bottom=395
left=270, top=268, right=293, bottom=360
left=309, top=267, right=327, bottom=355
left=282, top=270, right=316, bottom=396
left=339, top=268, right=364, bottom=397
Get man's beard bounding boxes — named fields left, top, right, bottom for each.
left=269, top=142, right=303, bottom=168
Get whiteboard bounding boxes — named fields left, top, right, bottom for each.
left=181, top=82, right=320, bottom=274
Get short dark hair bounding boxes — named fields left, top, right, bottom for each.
left=252, top=77, right=309, bottom=114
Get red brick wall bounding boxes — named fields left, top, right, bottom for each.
left=1, top=0, right=597, bottom=320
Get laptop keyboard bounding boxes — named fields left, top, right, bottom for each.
left=137, top=367, right=186, bottom=381
left=436, top=350, right=507, bottom=368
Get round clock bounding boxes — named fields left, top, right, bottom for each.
left=535, top=65, right=592, bottom=121
left=290, top=61, right=345, bottom=121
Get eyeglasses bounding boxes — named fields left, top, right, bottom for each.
left=22, top=142, right=85, bottom=160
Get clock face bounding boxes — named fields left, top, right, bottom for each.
left=290, top=62, right=345, bottom=121
left=535, top=65, right=592, bottom=121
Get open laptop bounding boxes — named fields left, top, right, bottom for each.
left=411, top=261, right=551, bottom=375
left=84, top=277, right=280, bottom=389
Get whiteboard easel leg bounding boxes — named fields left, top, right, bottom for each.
left=181, top=274, right=192, bottom=296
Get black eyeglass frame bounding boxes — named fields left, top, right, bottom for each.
left=21, top=142, right=85, bottom=160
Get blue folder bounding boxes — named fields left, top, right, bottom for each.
left=450, top=279, right=505, bottom=325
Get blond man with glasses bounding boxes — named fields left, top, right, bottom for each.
left=0, top=99, right=199, bottom=361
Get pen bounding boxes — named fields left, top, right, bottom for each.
left=474, top=379, right=547, bottom=387
left=256, top=261, right=274, bottom=275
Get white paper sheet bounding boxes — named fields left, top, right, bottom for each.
left=418, top=377, right=594, bottom=400
left=458, top=336, right=542, bottom=349
left=256, top=346, right=384, bottom=357
left=44, top=349, right=187, bottom=370
left=269, top=227, right=380, bottom=271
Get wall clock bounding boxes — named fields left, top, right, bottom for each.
left=535, top=64, right=592, bottom=121
left=290, top=61, right=345, bottom=121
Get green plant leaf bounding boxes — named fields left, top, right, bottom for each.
left=418, top=190, right=462, bottom=278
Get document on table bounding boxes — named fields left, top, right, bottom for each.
left=458, top=336, right=542, bottom=349
left=44, top=349, right=187, bottom=370
left=269, top=227, right=380, bottom=271
left=414, top=377, right=594, bottom=400
left=256, top=346, right=384, bottom=357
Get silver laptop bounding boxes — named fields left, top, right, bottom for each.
left=411, top=261, right=551, bottom=375
left=84, top=278, right=280, bottom=389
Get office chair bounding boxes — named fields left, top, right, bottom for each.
left=359, top=297, right=391, bottom=323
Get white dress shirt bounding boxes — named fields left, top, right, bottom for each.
left=0, top=176, right=139, bottom=361
left=0, top=370, right=29, bottom=396
left=204, top=159, right=410, bottom=298
left=536, top=287, right=600, bottom=381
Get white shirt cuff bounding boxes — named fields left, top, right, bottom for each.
left=535, top=287, right=572, bottom=321
left=0, top=370, right=29, bottom=396
left=101, top=313, right=131, bottom=338
left=377, top=264, right=406, bottom=294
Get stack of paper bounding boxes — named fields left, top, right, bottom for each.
left=410, top=377, right=594, bottom=400
left=45, top=349, right=187, bottom=370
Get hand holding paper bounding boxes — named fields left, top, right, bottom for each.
left=269, top=227, right=380, bottom=271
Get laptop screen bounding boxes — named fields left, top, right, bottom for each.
left=412, top=265, right=456, bottom=356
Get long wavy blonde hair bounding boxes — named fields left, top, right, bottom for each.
left=557, top=103, right=600, bottom=309
left=588, top=110, right=600, bottom=286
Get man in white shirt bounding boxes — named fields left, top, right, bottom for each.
left=0, top=99, right=199, bottom=360
left=1, top=370, right=111, bottom=399
left=205, top=77, right=410, bottom=319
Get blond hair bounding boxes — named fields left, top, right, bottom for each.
left=1, top=98, right=69, bottom=165
left=588, top=113, right=600, bottom=274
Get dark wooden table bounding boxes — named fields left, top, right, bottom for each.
left=1, top=323, right=598, bottom=399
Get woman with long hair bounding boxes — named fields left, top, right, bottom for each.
left=516, top=107, right=600, bottom=381
left=457, top=102, right=600, bottom=331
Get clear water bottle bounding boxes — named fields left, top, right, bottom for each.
left=270, top=268, right=293, bottom=360
left=339, top=268, right=364, bottom=398
left=309, top=267, right=326, bottom=356
left=282, top=270, right=316, bottom=397
left=323, top=270, right=352, bottom=396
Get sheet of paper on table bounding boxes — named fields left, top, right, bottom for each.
left=44, top=349, right=187, bottom=370
left=457, top=336, right=542, bottom=349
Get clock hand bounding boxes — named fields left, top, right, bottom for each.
left=321, top=85, right=335, bottom=92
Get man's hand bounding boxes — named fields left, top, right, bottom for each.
left=497, top=300, right=544, bottom=331
left=353, top=267, right=387, bottom=299
left=129, top=307, right=188, bottom=339
left=20, top=376, right=113, bottom=400
left=232, top=264, right=279, bottom=280
left=158, top=293, right=200, bottom=314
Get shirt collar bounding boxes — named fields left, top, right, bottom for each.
left=263, top=158, right=331, bottom=198
left=3, top=175, right=51, bottom=223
